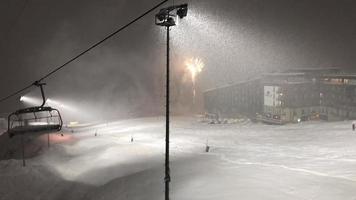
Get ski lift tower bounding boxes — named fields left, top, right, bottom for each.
left=155, top=3, right=188, bottom=200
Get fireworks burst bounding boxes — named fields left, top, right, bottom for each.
left=185, top=57, right=204, bottom=103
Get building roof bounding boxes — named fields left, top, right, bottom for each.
left=203, top=77, right=261, bottom=93
left=263, top=72, right=305, bottom=77
left=323, top=74, right=356, bottom=79
left=282, top=67, right=341, bottom=73
left=203, top=68, right=356, bottom=93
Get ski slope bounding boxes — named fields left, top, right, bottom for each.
left=1, top=117, right=356, bottom=200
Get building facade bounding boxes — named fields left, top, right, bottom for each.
left=320, top=75, right=356, bottom=120
left=203, top=68, right=356, bottom=124
left=203, top=78, right=262, bottom=119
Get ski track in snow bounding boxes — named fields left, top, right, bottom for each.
left=166, top=121, right=356, bottom=183
left=218, top=153, right=356, bottom=183
left=169, top=134, right=356, bottom=183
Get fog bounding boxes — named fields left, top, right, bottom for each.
left=0, top=0, right=355, bottom=122
left=1, top=1, right=356, bottom=199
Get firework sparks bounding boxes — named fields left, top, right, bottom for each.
left=185, top=57, right=204, bottom=104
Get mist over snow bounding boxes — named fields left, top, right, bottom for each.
left=0, top=0, right=355, bottom=120
left=0, top=1, right=355, bottom=199
left=1, top=118, right=356, bottom=199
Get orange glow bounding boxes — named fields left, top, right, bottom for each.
left=184, top=57, right=204, bottom=104
left=185, top=57, right=204, bottom=83
left=39, top=133, right=77, bottom=144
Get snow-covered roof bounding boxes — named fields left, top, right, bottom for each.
left=203, top=77, right=261, bottom=93
left=323, top=74, right=356, bottom=79
left=283, top=67, right=341, bottom=73
left=263, top=72, right=306, bottom=77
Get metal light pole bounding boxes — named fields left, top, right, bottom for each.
left=165, top=25, right=171, bottom=200
left=155, top=4, right=188, bottom=200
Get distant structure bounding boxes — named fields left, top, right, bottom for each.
left=203, top=68, right=356, bottom=124
left=204, top=78, right=263, bottom=120
left=0, top=118, right=6, bottom=132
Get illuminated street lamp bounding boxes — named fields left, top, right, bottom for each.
left=155, top=4, right=188, bottom=200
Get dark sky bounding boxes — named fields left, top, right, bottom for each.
left=0, top=0, right=355, bottom=121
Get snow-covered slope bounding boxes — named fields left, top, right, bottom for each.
left=1, top=117, right=356, bottom=200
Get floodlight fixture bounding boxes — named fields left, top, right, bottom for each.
left=176, top=4, right=188, bottom=19
left=155, top=3, right=188, bottom=27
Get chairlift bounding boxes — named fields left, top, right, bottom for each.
left=7, top=81, right=63, bottom=166
left=7, top=81, right=63, bottom=138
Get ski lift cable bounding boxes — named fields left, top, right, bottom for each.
left=0, top=84, right=34, bottom=103
left=0, top=0, right=169, bottom=103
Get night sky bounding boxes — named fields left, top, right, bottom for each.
left=0, top=0, right=355, bottom=121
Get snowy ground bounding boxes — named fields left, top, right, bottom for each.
left=1, top=117, right=356, bottom=200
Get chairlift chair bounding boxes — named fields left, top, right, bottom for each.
left=7, top=82, right=63, bottom=138
left=8, top=106, right=62, bottom=138
left=7, top=82, right=63, bottom=166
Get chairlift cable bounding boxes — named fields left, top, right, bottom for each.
left=0, top=0, right=169, bottom=103
left=38, top=0, right=168, bottom=82
left=0, top=84, right=33, bottom=103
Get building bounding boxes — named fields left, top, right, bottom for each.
left=203, top=78, right=262, bottom=119
left=320, top=74, right=356, bottom=120
left=203, top=68, right=356, bottom=124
